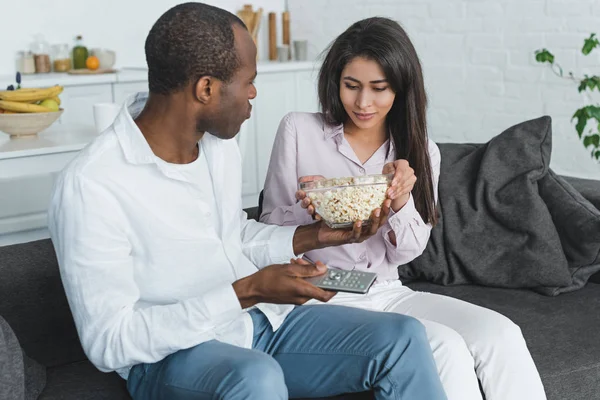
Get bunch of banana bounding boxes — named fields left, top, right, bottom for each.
left=0, top=85, right=64, bottom=114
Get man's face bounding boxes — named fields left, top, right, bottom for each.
left=208, top=24, right=257, bottom=140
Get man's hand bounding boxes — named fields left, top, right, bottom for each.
left=383, top=160, right=416, bottom=212
left=315, top=200, right=392, bottom=246
left=292, top=199, right=392, bottom=254
left=232, top=258, right=335, bottom=309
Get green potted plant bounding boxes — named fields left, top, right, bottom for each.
left=535, top=33, right=600, bottom=160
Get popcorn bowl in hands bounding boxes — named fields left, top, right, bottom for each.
left=299, top=174, right=393, bottom=228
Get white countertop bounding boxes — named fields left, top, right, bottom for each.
left=0, top=124, right=96, bottom=159
left=0, top=61, right=319, bottom=89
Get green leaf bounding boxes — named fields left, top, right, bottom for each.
left=587, top=105, right=600, bottom=121
left=534, top=49, right=555, bottom=64
left=582, top=33, right=599, bottom=55
left=595, top=150, right=600, bottom=160
left=577, top=75, right=600, bottom=92
left=583, top=134, right=600, bottom=148
left=572, top=107, right=589, bottom=138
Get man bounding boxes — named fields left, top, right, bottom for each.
left=48, top=3, right=446, bottom=400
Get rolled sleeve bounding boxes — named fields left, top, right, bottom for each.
left=268, top=225, right=298, bottom=264
left=201, top=284, right=244, bottom=320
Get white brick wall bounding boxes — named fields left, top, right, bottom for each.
left=289, top=0, right=600, bottom=179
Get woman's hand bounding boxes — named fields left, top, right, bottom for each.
left=315, top=200, right=392, bottom=246
left=296, top=175, right=326, bottom=220
left=383, top=160, right=417, bottom=212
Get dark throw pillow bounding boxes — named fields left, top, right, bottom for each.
left=536, top=170, right=600, bottom=295
left=399, top=116, right=573, bottom=292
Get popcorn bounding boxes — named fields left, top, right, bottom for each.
left=302, top=174, right=392, bottom=228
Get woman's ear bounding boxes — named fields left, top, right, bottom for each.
left=195, top=76, right=221, bottom=104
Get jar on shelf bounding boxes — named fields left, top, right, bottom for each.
left=30, top=34, right=51, bottom=73
left=52, top=44, right=71, bottom=72
left=18, top=51, right=36, bottom=75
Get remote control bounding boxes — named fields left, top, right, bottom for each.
left=304, top=267, right=377, bottom=294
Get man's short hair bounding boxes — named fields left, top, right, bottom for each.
left=145, top=2, right=245, bottom=95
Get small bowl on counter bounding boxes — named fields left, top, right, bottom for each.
left=90, top=49, right=116, bottom=69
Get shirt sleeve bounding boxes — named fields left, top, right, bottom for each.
left=48, top=172, right=244, bottom=373
left=380, top=141, right=441, bottom=265
left=239, top=210, right=298, bottom=268
left=259, top=113, right=315, bottom=227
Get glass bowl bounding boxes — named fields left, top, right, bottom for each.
left=299, top=173, right=393, bottom=228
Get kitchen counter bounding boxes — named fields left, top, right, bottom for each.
left=0, top=124, right=96, bottom=160
left=0, top=61, right=319, bottom=88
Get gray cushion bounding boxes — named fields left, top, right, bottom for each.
left=565, top=175, right=600, bottom=211
left=0, top=314, right=25, bottom=400
left=39, top=361, right=129, bottom=400
left=537, top=170, right=600, bottom=295
left=399, top=116, right=572, bottom=291
left=0, top=239, right=85, bottom=367
left=23, top=351, right=47, bottom=400
left=563, top=175, right=600, bottom=284
left=37, top=359, right=373, bottom=400
left=407, top=281, right=600, bottom=400
left=0, top=315, right=46, bottom=400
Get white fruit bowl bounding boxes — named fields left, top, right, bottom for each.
left=0, top=110, right=63, bottom=138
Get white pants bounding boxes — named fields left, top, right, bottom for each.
left=312, top=280, right=547, bottom=400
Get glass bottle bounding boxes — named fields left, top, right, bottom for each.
left=72, top=35, right=89, bottom=70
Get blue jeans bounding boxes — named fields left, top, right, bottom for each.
left=127, top=305, right=446, bottom=400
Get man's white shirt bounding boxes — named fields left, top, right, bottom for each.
left=48, top=93, right=298, bottom=379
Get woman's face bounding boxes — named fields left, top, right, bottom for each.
left=339, top=56, right=396, bottom=132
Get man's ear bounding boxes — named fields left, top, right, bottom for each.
left=194, top=76, right=222, bottom=104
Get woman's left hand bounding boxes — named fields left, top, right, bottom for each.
left=383, top=160, right=417, bottom=212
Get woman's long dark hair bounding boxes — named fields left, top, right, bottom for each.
left=318, top=17, right=437, bottom=226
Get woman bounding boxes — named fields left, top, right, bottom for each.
left=260, top=17, right=546, bottom=400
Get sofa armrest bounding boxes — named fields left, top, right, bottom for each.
left=563, top=176, right=600, bottom=210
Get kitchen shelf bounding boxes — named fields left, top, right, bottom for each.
left=0, top=61, right=319, bottom=89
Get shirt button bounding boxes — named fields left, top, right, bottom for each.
left=359, top=252, right=366, bottom=260
left=359, top=167, right=365, bottom=174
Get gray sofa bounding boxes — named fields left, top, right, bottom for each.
left=1, top=122, right=599, bottom=399
left=1, top=175, right=599, bottom=400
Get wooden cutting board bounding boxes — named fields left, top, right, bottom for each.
left=67, top=68, right=116, bottom=75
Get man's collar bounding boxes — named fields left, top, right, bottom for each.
left=113, top=92, right=158, bottom=165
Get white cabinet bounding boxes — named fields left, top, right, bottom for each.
left=59, top=84, right=113, bottom=126
left=253, top=70, right=319, bottom=191
left=254, top=72, right=298, bottom=191
left=294, top=69, right=320, bottom=113
left=0, top=154, right=73, bottom=245
left=0, top=124, right=98, bottom=246
left=113, top=81, right=149, bottom=106
left=238, top=117, right=260, bottom=208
